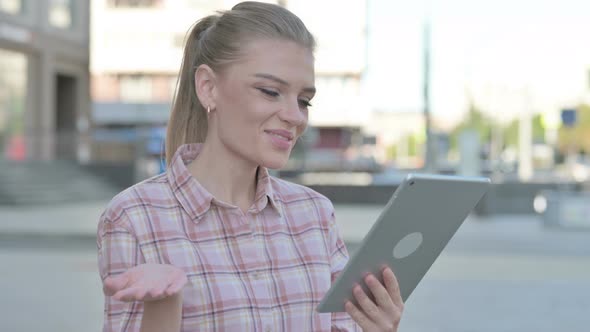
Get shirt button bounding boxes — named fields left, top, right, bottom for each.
left=253, top=272, right=261, bottom=280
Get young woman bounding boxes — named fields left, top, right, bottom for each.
left=97, top=2, right=403, bottom=331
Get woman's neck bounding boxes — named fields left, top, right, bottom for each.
left=186, top=141, right=258, bottom=213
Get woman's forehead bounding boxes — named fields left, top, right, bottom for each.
left=227, top=38, right=315, bottom=82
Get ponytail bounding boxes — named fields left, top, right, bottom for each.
left=165, top=15, right=218, bottom=166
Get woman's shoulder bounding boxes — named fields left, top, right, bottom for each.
left=100, top=172, right=175, bottom=225
left=269, top=176, right=334, bottom=211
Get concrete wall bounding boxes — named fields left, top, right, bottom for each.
left=307, top=181, right=583, bottom=216
left=474, top=181, right=582, bottom=215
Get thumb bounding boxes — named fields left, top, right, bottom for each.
left=103, top=272, right=130, bottom=296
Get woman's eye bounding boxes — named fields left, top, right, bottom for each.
left=259, top=88, right=279, bottom=97
left=298, top=99, right=312, bottom=108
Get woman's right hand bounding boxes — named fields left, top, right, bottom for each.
left=103, top=263, right=188, bottom=302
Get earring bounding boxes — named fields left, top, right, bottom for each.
left=207, top=106, right=211, bottom=114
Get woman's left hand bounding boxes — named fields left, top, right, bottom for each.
left=345, top=267, right=404, bottom=332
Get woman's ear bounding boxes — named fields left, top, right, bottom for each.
left=194, top=64, right=217, bottom=109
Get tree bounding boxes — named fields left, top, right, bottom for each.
left=502, top=114, right=546, bottom=148
left=449, top=102, right=492, bottom=152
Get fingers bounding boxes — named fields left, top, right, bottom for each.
left=352, top=283, right=381, bottom=322
left=111, top=273, right=188, bottom=302
left=148, top=279, right=172, bottom=300
left=165, top=273, right=188, bottom=297
left=113, top=285, right=148, bottom=302
left=106, top=264, right=188, bottom=302
left=115, top=283, right=171, bottom=302
left=103, top=272, right=130, bottom=296
left=383, top=267, right=404, bottom=309
left=344, top=300, right=374, bottom=331
left=365, top=273, right=394, bottom=311
left=113, top=277, right=174, bottom=302
left=347, top=271, right=404, bottom=330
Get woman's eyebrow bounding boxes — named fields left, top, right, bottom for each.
left=253, top=73, right=316, bottom=94
left=254, top=73, right=288, bottom=85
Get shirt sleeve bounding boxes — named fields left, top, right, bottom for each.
left=97, top=208, right=145, bottom=332
left=327, top=205, right=361, bottom=332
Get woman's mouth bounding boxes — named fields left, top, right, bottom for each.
left=265, top=130, right=293, bottom=150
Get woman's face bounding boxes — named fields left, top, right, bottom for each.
left=209, top=38, right=315, bottom=169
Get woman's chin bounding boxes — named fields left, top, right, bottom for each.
left=260, top=155, right=290, bottom=170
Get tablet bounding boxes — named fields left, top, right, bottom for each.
left=316, top=173, right=491, bottom=313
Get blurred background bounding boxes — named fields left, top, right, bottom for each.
left=1, top=0, right=589, bottom=331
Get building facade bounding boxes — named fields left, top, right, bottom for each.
left=0, top=0, right=90, bottom=162
left=90, top=0, right=371, bottom=168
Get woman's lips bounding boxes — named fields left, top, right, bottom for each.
left=265, top=130, right=293, bottom=150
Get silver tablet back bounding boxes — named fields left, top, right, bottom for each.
left=317, top=173, right=491, bottom=312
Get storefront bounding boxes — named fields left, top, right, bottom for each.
left=0, top=0, right=90, bottom=162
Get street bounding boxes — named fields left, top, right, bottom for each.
left=1, top=203, right=590, bottom=331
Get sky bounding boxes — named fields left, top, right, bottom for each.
left=364, top=0, right=590, bottom=126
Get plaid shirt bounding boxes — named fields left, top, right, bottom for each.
left=97, top=143, right=360, bottom=331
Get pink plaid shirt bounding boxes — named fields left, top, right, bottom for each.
left=97, top=143, right=360, bottom=331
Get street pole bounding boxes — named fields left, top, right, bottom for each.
left=423, top=19, right=435, bottom=172
left=518, top=89, right=533, bottom=181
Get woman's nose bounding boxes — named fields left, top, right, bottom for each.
left=279, top=98, right=306, bottom=126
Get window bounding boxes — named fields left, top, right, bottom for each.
left=108, top=0, right=161, bottom=8
left=119, top=74, right=153, bottom=102
left=0, top=49, right=28, bottom=160
left=184, top=0, right=222, bottom=9
left=0, top=0, right=23, bottom=15
left=48, top=0, right=73, bottom=29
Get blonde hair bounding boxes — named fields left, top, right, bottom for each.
left=165, top=1, right=316, bottom=166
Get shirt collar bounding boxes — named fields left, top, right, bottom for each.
left=167, top=143, right=281, bottom=221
